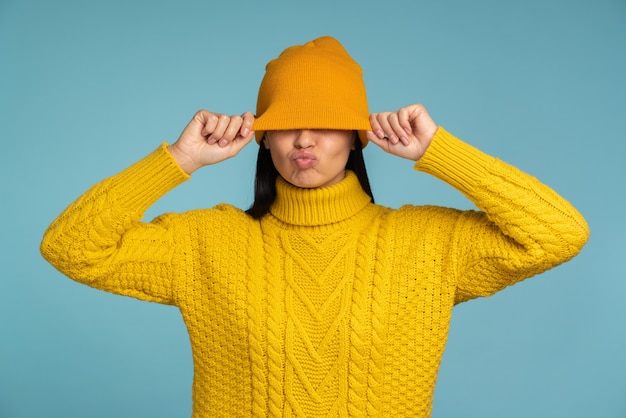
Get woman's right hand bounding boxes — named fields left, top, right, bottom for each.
left=168, top=110, right=255, bottom=174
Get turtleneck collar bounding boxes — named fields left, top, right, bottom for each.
left=270, top=171, right=372, bottom=226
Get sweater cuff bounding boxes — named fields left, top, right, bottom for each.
left=112, top=143, right=190, bottom=212
left=414, top=127, right=496, bottom=194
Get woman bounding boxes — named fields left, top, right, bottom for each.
left=41, top=36, right=589, bottom=417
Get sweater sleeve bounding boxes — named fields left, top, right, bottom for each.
left=414, top=128, right=589, bottom=304
left=40, top=143, right=191, bottom=305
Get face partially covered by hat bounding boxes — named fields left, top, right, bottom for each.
left=253, top=36, right=371, bottom=146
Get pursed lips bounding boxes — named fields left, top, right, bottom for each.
left=291, top=150, right=317, bottom=169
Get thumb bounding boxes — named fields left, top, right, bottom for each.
left=230, top=128, right=256, bottom=153
left=365, top=130, right=392, bottom=152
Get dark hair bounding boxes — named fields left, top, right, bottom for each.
left=246, top=134, right=374, bottom=219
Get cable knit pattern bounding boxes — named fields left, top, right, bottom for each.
left=40, top=129, right=589, bottom=417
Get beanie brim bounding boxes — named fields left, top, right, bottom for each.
left=253, top=105, right=371, bottom=146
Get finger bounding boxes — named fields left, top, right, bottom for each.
left=232, top=128, right=256, bottom=151
left=404, top=104, right=438, bottom=143
left=366, top=129, right=392, bottom=152
left=198, top=111, right=220, bottom=137
left=374, top=112, right=402, bottom=145
left=368, top=113, right=385, bottom=139
left=222, top=115, right=244, bottom=142
left=397, top=107, right=414, bottom=136
left=240, top=111, right=255, bottom=137
left=217, top=126, right=255, bottom=152
left=208, top=114, right=232, bottom=144
left=386, top=112, right=412, bottom=145
left=386, top=111, right=412, bottom=146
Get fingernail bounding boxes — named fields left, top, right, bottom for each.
left=375, top=130, right=385, bottom=138
left=241, top=127, right=249, bottom=136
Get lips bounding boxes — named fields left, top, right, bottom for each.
left=292, top=151, right=317, bottom=169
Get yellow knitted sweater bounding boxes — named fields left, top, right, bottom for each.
left=41, top=128, right=588, bottom=417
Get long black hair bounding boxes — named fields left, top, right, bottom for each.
left=245, top=133, right=374, bottom=219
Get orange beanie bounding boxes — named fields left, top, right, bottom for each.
left=253, top=36, right=371, bottom=146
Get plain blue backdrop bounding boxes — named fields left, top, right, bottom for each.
left=1, top=0, right=625, bottom=417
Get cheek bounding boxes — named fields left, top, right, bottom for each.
left=330, top=142, right=354, bottom=165
left=268, top=148, right=289, bottom=173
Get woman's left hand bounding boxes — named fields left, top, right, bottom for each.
left=366, top=104, right=438, bottom=161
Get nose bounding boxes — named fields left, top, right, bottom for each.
left=294, top=130, right=315, bottom=149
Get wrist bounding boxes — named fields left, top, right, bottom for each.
left=167, top=144, right=200, bottom=175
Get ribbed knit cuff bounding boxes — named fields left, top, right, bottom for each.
left=112, top=143, right=190, bottom=213
left=414, top=127, right=496, bottom=195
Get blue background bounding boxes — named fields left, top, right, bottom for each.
left=1, top=0, right=624, bottom=416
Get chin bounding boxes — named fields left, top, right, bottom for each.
left=285, top=175, right=323, bottom=189
left=290, top=180, right=321, bottom=189
left=283, top=169, right=344, bottom=189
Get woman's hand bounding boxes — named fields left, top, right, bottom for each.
left=168, top=110, right=255, bottom=174
left=366, top=104, right=437, bottom=161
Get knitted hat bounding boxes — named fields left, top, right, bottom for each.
left=253, top=36, right=371, bottom=146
